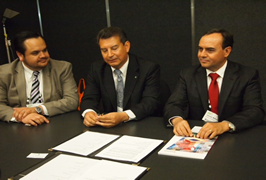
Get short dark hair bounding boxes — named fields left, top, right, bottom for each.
left=96, top=27, right=128, bottom=44
left=13, top=30, right=45, bottom=55
left=203, top=29, right=234, bottom=49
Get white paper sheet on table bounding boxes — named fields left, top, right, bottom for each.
left=95, top=135, right=163, bottom=163
left=52, top=131, right=119, bottom=156
left=21, top=154, right=147, bottom=180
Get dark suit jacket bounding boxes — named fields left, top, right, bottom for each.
left=80, top=53, right=160, bottom=120
left=164, top=60, right=265, bottom=132
left=0, top=59, right=79, bottom=121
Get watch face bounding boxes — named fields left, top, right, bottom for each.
left=36, top=107, right=42, bottom=114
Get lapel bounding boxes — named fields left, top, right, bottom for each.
left=218, top=61, right=239, bottom=117
left=102, top=64, right=117, bottom=109
left=42, top=62, right=52, bottom=102
left=195, top=66, right=209, bottom=112
left=14, top=61, right=27, bottom=106
left=123, top=55, right=139, bottom=108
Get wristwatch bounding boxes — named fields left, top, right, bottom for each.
left=35, top=106, right=42, bottom=114
left=224, top=121, right=235, bottom=132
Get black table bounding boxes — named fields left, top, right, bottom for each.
left=1, top=111, right=266, bottom=180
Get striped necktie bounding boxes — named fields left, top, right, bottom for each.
left=30, top=71, right=41, bottom=104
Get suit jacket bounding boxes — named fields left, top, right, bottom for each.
left=164, top=60, right=265, bottom=132
left=0, top=59, right=79, bottom=121
left=80, top=53, right=160, bottom=120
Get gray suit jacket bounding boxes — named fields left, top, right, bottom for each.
left=164, top=60, right=265, bottom=132
left=0, top=59, right=79, bottom=121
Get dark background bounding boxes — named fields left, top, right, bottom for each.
left=0, top=0, right=265, bottom=113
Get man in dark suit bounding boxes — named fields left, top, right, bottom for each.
left=0, top=31, right=78, bottom=126
left=81, top=27, right=160, bottom=128
left=165, top=29, right=264, bottom=139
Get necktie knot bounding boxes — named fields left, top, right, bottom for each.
left=114, top=69, right=122, bottom=82
left=209, top=73, right=219, bottom=81
left=33, top=71, right=40, bottom=76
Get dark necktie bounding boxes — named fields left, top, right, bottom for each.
left=114, top=69, right=124, bottom=110
left=209, top=73, right=219, bottom=115
left=30, top=71, right=41, bottom=104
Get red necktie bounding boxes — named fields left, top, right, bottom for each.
left=209, top=73, right=219, bottom=115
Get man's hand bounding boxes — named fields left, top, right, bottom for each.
left=197, top=122, right=230, bottom=139
left=172, top=117, right=193, bottom=137
left=95, top=112, right=129, bottom=128
left=83, top=111, right=98, bottom=127
left=13, top=107, right=36, bottom=122
left=21, top=113, right=49, bottom=126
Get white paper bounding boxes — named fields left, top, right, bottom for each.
left=96, top=135, right=163, bottom=163
left=21, top=154, right=147, bottom=180
left=52, top=131, right=119, bottom=156
left=27, top=153, right=48, bottom=159
left=191, top=126, right=202, bottom=134
left=79, top=160, right=147, bottom=180
left=21, top=154, right=99, bottom=180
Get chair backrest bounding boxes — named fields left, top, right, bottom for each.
left=155, top=79, right=171, bottom=117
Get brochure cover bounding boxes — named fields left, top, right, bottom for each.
left=158, top=135, right=217, bottom=159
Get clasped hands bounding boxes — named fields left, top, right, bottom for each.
left=172, top=117, right=230, bottom=139
left=13, top=107, right=49, bottom=126
left=83, top=111, right=129, bottom=128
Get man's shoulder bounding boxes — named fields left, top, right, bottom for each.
left=227, top=60, right=257, bottom=74
left=129, top=53, right=155, bottom=63
left=0, top=59, right=20, bottom=74
left=181, top=64, right=202, bottom=74
left=89, top=60, right=109, bottom=73
left=48, top=58, right=72, bottom=70
left=49, top=58, right=71, bottom=66
left=129, top=53, right=159, bottom=69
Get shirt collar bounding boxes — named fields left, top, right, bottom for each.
left=206, top=60, right=227, bottom=78
left=111, top=56, right=129, bottom=75
left=22, top=62, right=42, bottom=74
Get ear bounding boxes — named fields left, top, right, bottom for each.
left=124, top=41, right=131, bottom=53
left=224, top=46, right=232, bottom=58
left=16, top=51, right=24, bottom=62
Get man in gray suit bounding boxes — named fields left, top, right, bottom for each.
left=0, top=30, right=78, bottom=126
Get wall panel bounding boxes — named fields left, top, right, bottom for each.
left=39, top=0, right=106, bottom=83
left=109, top=0, right=192, bottom=90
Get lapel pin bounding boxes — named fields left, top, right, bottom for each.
left=135, top=76, right=137, bottom=79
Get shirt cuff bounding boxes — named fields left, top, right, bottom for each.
left=124, top=110, right=136, bottom=121
left=82, top=109, right=97, bottom=117
left=40, top=105, right=49, bottom=116
left=223, top=120, right=236, bottom=132
left=10, top=117, right=18, bottom=122
left=168, top=116, right=183, bottom=126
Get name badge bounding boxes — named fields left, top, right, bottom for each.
left=202, top=110, right=218, bottom=122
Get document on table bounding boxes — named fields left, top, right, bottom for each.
left=95, top=135, right=163, bottom=163
left=51, top=131, right=119, bottom=156
left=20, top=154, right=147, bottom=180
left=158, top=126, right=217, bottom=159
